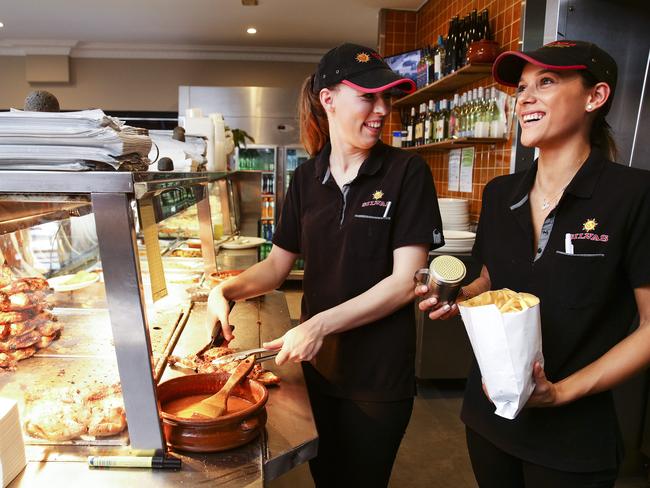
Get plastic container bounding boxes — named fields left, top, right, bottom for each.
left=392, top=131, right=402, bottom=148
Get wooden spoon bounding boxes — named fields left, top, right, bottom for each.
left=176, top=355, right=256, bottom=419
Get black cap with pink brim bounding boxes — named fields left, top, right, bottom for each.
left=313, top=43, right=416, bottom=95
left=492, top=40, right=617, bottom=94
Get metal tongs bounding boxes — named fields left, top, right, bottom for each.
left=196, top=300, right=236, bottom=356
left=210, top=347, right=279, bottom=367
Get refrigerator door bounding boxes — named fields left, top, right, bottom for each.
left=276, top=145, right=309, bottom=221
left=558, top=0, right=650, bottom=168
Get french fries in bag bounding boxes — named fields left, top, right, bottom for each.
left=459, top=289, right=544, bottom=419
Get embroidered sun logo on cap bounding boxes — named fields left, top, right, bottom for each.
left=582, top=218, right=598, bottom=231
left=355, top=52, right=371, bottom=63
left=372, top=190, right=384, bottom=200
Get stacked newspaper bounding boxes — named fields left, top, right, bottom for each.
left=0, top=398, right=27, bottom=487
left=0, top=109, right=152, bottom=171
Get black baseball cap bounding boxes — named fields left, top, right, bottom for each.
left=313, top=43, right=416, bottom=94
left=493, top=40, right=617, bottom=97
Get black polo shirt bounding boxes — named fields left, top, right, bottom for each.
left=273, top=141, right=443, bottom=401
left=462, top=150, right=650, bottom=472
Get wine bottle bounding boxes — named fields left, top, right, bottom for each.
left=406, top=106, right=416, bottom=147
left=424, top=100, right=434, bottom=145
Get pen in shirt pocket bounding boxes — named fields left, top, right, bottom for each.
left=383, top=201, right=392, bottom=218
left=564, top=233, right=574, bottom=254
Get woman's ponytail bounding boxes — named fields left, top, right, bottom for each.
left=299, top=74, right=330, bottom=156
left=590, top=113, right=618, bottom=162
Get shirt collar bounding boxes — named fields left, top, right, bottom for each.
left=508, top=149, right=606, bottom=208
left=314, top=140, right=387, bottom=182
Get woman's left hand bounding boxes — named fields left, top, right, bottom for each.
left=526, top=362, right=558, bottom=407
left=262, top=315, right=325, bottom=365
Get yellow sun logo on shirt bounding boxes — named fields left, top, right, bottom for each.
left=372, top=190, right=384, bottom=200
left=582, top=218, right=598, bottom=231
left=356, top=52, right=371, bottom=63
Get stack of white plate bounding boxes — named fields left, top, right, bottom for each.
left=439, top=198, right=470, bottom=231
left=435, top=230, right=476, bottom=254
left=0, top=398, right=27, bottom=487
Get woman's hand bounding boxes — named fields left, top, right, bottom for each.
left=206, top=285, right=234, bottom=341
left=262, top=315, right=326, bottom=365
left=526, top=362, right=559, bottom=407
left=415, top=284, right=462, bottom=320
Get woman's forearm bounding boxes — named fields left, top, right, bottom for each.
left=219, top=246, right=297, bottom=301
left=314, top=246, right=428, bottom=335
left=554, top=286, right=650, bottom=405
left=555, top=318, right=650, bottom=405
left=318, top=272, right=416, bottom=335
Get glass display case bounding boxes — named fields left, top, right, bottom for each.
left=0, top=171, right=317, bottom=487
left=0, top=171, right=218, bottom=454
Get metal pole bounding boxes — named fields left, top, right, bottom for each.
left=91, top=192, right=165, bottom=453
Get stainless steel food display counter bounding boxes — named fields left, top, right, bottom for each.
left=0, top=171, right=317, bottom=487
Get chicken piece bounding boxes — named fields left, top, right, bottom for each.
left=84, top=383, right=122, bottom=403
left=35, top=319, right=62, bottom=339
left=0, top=306, right=45, bottom=325
left=35, top=330, right=61, bottom=350
left=10, top=346, right=36, bottom=362
left=25, top=383, right=127, bottom=441
left=0, top=352, right=17, bottom=370
left=24, top=402, right=88, bottom=441
left=87, top=397, right=127, bottom=437
left=0, top=312, right=56, bottom=340
left=0, top=267, right=13, bottom=289
left=0, top=277, right=50, bottom=295
left=201, top=346, right=236, bottom=362
left=0, top=330, right=41, bottom=352
left=167, top=354, right=200, bottom=371
left=0, top=346, right=37, bottom=369
left=0, top=290, right=49, bottom=312
left=252, top=370, right=281, bottom=386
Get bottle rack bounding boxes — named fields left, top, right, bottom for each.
left=402, top=137, right=507, bottom=151
left=394, top=63, right=493, bottom=108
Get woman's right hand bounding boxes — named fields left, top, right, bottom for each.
left=415, top=284, right=462, bottom=320
left=206, top=285, right=234, bottom=341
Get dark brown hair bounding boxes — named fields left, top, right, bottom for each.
left=580, top=72, right=618, bottom=161
left=299, top=74, right=330, bottom=156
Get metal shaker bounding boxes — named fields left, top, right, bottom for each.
left=414, top=255, right=466, bottom=304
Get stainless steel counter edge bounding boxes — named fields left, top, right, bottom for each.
left=0, top=171, right=228, bottom=197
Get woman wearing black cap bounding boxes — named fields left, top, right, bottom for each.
left=208, top=43, right=444, bottom=486
left=418, top=40, right=650, bottom=487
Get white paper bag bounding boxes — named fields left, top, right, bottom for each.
left=459, top=301, right=544, bottom=419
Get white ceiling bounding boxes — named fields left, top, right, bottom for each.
left=0, top=0, right=423, bottom=60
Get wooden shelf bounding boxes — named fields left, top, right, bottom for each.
left=402, top=137, right=507, bottom=151
left=393, top=63, right=493, bottom=107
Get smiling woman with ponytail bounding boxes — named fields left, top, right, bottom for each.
left=208, top=42, right=445, bottom=487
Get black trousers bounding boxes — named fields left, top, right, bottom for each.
left=466, top=427, right=619, bottom=488
left=306, top=384, right=413, bottom=488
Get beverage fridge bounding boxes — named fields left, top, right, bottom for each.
left=179, top=86, right=309, bottom=272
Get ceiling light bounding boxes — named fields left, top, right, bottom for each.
left=0, top=22, right=4, bottom=28
left=247, top=27, right=257, bottom=35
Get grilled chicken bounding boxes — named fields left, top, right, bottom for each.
left=168, top=346, right=281, bottom=386
left=0, top=290, right=50, bottom=312
left=24, top=384, right=127, bottom=441
left=0, top=277, right=50, bottom=295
